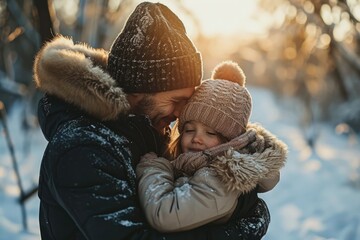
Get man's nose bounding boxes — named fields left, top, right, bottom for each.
left=173, top=108, right=181, bottom=118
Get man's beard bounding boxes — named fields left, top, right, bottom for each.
left=131, top=94, right=155, bottom=117
left=130, top=95, right=165, bottom=134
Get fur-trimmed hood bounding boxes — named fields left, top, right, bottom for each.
left=210, top=123, right=288, bottom=193
left=33, top=35, right=130, bottom=121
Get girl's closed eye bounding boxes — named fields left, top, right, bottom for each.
left=184, top=129, right=195, bottom=133
left=206, top=131, right=218, bottom=136
left=183, top=122, right=195, bottom=133
left=183, top=125, right=194, bottom=132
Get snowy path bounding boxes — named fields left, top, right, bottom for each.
left=250, top=88, right=360, bottom=240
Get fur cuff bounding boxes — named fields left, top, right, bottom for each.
left=210, top=124, right=288, bottom=193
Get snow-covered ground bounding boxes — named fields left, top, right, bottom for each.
left=0, top=87, right=359, bottom=240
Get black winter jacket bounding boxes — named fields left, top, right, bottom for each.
left=34, top=35, right=270, bottom=240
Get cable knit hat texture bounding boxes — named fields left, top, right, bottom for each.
left=179, top=61, right=252, bottom=140
left=107, top=2, right=202, bottom=93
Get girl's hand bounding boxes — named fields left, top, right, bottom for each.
left=140, top=152, right=158, bottom=162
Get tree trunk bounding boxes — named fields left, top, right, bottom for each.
left=33, top=0, right=56, bottom=44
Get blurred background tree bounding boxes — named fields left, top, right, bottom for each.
left=0, top=0, right=359, bottom=145
left=251, top=0, right=360, bottom=145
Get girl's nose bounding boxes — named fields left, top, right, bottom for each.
left=191, top=133, right=203, bottom=144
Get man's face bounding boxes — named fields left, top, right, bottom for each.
left=132, top=87, right=195, bottom=133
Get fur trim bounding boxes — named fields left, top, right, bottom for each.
left=210, top=123, right=288, bottom=193
left=33, top=35, right=130, bottom=121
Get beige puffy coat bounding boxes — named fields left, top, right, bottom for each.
left=136, top=123, right=287, bottom=232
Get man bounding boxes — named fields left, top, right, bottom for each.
left=34, top=2, right=270, bottom=239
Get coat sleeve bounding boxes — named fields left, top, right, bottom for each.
left=257, top=171, right=280, bottom=193
left=52, top=145, right=216, bottom=240
left=136, top=155, right=241, bottom=232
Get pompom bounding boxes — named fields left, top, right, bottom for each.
left=211, top=61, right=246, bottom=86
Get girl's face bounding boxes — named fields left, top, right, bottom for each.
left=181, top=121, right=224, bottom=153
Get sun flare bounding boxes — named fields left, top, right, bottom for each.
left=183, top=0, right=262, bottom=36
left=147, top=0, right=269, bottom=37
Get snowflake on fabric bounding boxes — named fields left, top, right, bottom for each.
left=139, top=9, right=154, bottom=32
left=130, top=28, right=145, bottom=48
left=131, top=8, right=154, bottom=48
left=41, top=95, right=52, bottom=116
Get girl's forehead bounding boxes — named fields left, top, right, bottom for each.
left=184, top=120, right=212, bottom=129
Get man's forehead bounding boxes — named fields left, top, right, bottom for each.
left=172, top=88, right=195, bottom=98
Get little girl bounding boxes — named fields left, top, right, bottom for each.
left=136, top=61, right=287, bottom=233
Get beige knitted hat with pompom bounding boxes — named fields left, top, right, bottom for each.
left=178, top=61, right=252, bottom=140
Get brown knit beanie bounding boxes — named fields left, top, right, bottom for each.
left=107, top=2, right=202, bottom=93
left=178, top=61, right=252, bottom=140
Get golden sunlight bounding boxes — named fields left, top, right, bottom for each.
left=147, top=0, right=269, bottom=37
left=183, top=0, right=263, bottom=36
